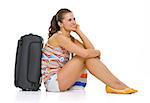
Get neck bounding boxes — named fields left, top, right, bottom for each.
left=60, top=28, right=71, bottom=37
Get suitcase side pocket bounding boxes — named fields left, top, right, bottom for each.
left=27, top=42, right=42, bottom=84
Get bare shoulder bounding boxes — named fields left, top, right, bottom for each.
left=47, top=33, right=61, bottom=47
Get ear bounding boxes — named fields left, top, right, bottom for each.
left=58, top=21, right=62, bottom=27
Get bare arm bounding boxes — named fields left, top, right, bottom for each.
left=55, top=34, right=100, bottom=58
left=73, top=25, right=100, bottom=59
left=74, top=38, right=101, bottom=59
left=75, top=25, right=95, bottom=49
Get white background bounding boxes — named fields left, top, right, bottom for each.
left=0, top=0, right=149, bottom=103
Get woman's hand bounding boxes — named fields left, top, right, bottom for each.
left=72, top=24, right=81, bottom=34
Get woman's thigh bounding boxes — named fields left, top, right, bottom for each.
left=57, top=55, right=86, bottom=91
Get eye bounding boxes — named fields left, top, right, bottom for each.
left=68, top=18, right=72, bottom=21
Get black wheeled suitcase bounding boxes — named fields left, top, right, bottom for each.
left=14, top=33, right=43, bottom=91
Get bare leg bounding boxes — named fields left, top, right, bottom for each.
left=58, top=42, right=129, bottom=91
left=57, top=54, right=128, bottom=91
left=57, top=55, right=86, bottom=91
left=75, top=40, right=129, bottom=89
left=85, top=57, right=128, bottom=89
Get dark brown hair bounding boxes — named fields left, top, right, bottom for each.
left=48, top=8, right=72, bottom=38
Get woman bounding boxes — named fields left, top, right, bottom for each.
left=41, top=8, right=138, bottom=94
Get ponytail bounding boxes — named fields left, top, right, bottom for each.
left=48, top=15, right=60, bottom=38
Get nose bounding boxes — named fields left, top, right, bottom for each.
left=71, top=19, right=76, bottom=25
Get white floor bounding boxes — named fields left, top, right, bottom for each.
left=1, top=71, right=150, bottom=103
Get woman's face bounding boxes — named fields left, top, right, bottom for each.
left=60, top=12, right=77, bottom=32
